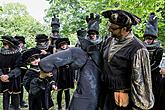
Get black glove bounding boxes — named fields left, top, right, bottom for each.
left=86, top=13, right=101, bottom=24
left=77, top=28, right=87, bottom=38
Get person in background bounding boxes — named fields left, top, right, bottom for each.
left=34, top=34, right=56, bottom=110
left=15, top=36, right=27, bottom=52
left=100, top=10, right=154, bottom=110
left=86, top=13, right=102, bottom=49
left=0, top=35, right=22, bottom=110
left=54, top=38, right=75, bottom=110
left=22, top=48, right=41, bottom=110
left=35, top=34, right=51, bottom=58
left=49, top=15, right=61, bottom=54
left=14, top=35, right=28, bottom=108
left=143, top=12, right=163, bottom=110
left=22, top=48, right=54, bottom=110
left=158, top=61, right=165, bottom=110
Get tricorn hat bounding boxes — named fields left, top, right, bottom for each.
left=102, top=10, right=141, bottom=27
left=15, top=36, right=26, bottom=44
left=144, top=12, right=158, bottom=38
left=55, top=38, right=70, bottom=49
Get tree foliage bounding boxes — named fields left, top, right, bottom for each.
left=0, top=1, right=165, bottom=47
left=0, top=3, right=50, bottom=48
left=45, top=0, right=165, bottom=47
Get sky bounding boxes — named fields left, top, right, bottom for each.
left=0, top=0, right=50, bottom=24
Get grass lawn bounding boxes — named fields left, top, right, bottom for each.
left=0, top=88, right=75, bottom=110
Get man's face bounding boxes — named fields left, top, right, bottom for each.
left=29, top=55, right=41, bottom=66
left=88, top=32, right=97, bottom=41
left=30, top=58, right=40, bottom=66
left=53, top=32, right=59, bottom=36
left=3, top=41, right=10, bottom=49
left=18, top=42, right=24, bottom=48
left=60, top=43, right=68, bottom=50
left=37, top=41, right=49, bottom=50
left=108, top=22, right=123, bottom=38
left=144, top=36, right=154, bottom=44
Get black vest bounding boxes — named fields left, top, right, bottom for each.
left=102, top=37, right=145, bottom=91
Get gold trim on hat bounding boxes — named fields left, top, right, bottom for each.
left=111, top=13, right=118, bottom=23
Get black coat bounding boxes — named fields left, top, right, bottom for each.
left=23, top=66, right=40, bottom=92
left=56, top=65, right=75, bottom=90
left=0, top=50, right=22, bottom=93
left=146, top=45, right=163, bottom=110
left=29, top=78, right=54, bottom=110
left=23, top=66, right=54, bottom=110
left=158, top=77, right=165, bottom=110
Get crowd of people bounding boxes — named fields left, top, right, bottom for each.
left=0, top=9, right=164, bottom=110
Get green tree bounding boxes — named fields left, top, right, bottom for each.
left=0, top=3, right=50, bottom=48
left=45, top=0, right=165, bottom=47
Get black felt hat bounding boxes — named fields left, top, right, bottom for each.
left=35, top=34, right=49, bottom=42
left=144, top=12, right=158, bottom=38
left=15, top=36, right=26, bottom=44
left=102, top=10, right=141, bottom=27
left=55, top=38, right=70, bottom=49
left=1, top=35, right=19, bottom=47
left=22, top=48, right=41, bottom=63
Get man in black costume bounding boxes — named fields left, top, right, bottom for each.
left=100, top=10, right=154, bottom=110
left=143, top=12, right=163, bottom=110
left=22, top=48, right=54, bottom=110
left=39, top=13, right=102, bottom=110
left=55, top=38, right=75, bottom=110
left=22, top=48, right=42, bottom=110
left=35, top=34, right=51, bottom=56
left=0, top=36, right=22, bottom=110
left=34, top=34, right=57, bottom=110
left=14, top=35, right=28, bottom=108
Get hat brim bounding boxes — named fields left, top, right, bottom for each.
left=87, top=30, right=99, bottom=35
left=143, top=34, right=157, bottom=38
left=0, top=39, right=15, bottom=46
